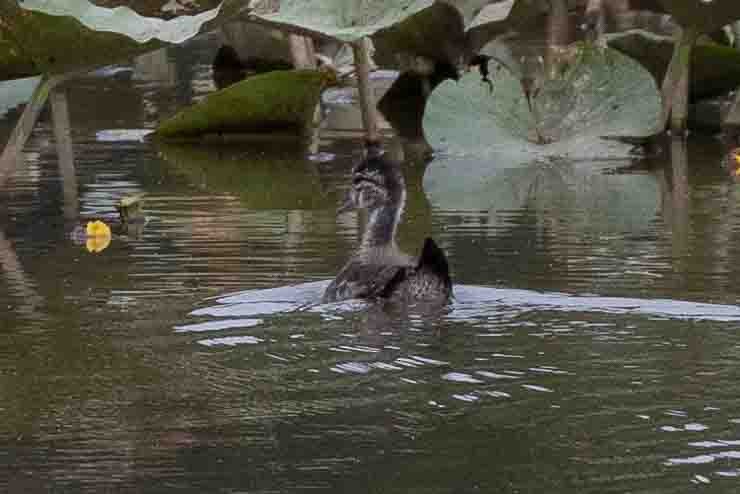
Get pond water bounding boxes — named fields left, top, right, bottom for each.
left=3, top=35, right=740, bottom=493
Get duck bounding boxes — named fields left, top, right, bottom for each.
left=322, top=141, right=452, bottom=304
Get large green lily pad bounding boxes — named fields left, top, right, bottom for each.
left=424, top=43, right=660, bottom=160
left=250, top=0, right=435, bottom=42
left=0, top=0, right=159, bottom=79
left=0, top=0, right=248, bottom=80
left=60, top=0, right=226, bottom=18
left=20, top=0, right=224, bottom=43
left=422, top=43, right=662, bottom=220
left=155, top=69, right=327, bottom=139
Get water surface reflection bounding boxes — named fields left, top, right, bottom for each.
left=2, top=34, right=740, bottom=493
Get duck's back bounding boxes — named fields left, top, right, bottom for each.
left=322, top=248, right=412, bottom=303
left=322, top=239, right=451, bottom=304
left=388, top=238, right=452, bottom=303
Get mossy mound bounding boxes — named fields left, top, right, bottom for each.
left=155, top=70, right=328, bottom=139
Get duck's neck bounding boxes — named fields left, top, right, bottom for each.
left=361, top=202, right=403, bottom=249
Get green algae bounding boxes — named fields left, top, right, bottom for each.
left=155, top=70, right=328, bottom=139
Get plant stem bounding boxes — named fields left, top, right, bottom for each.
left=660, top=26, right=698, bottom=134
left=352, top=37, right=380, bottom=143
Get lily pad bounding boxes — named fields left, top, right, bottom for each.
left=154, top=69, right=328, bottom=139
left=423, top=43, right=661, bottom=160
left=20, top=0, right=224, bottom=43
left=422, top=43, right=662, bottom=220
left=250, top=0, right=435, bottom=43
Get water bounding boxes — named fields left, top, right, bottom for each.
left=3, top=36, right=740, bottom=493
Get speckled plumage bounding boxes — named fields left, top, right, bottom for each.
left=323, top=144, right=451, bottom=304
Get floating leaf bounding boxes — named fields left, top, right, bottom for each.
left=424, top=43, right=660, bottom=158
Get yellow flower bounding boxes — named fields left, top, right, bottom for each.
left=86, top=220, right=111, bottom=237
left=730, top=149, right=740, bottom=176
left=85, top=220, right=111, bottom=253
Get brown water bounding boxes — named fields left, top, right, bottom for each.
left=3, top=35, right=740, bottom=493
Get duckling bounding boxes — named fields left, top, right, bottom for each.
left=323, top=142, right=452, bottom=304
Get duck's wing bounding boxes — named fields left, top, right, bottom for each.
left=322, top=260, right=407, bottom=303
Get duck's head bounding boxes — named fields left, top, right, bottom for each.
left=339, top=141, right=405, bottom=213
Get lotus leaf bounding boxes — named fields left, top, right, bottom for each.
left=422, top=43, right=662, bottom=224
left=20, top=0, right=223, bottom=43
left=251, top=0, right=435, bottom=43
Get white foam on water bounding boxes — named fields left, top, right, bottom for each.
left=197, top=335, right=263, bottom=347
left=184, top=280, right=740, bottom=331
left=442, top=372, right=484, bottom=384
left=174, top=318, right=262, bottom=333
left=522, top=384, right=554, bottom=393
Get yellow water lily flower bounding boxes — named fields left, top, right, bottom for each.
left=730, top=149, right=740, bottom=176
left=86, top=220, right=111, bottom=237
left=85, top=220, right=111, bottom=253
